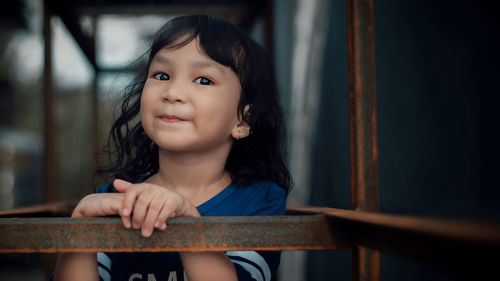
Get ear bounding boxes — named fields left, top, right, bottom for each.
left=231, top=105, right=251, bottom=140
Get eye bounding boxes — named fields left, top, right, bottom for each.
left=153, top=72, right=170, bottom=80
left=194, top=77, right=213, bottom=85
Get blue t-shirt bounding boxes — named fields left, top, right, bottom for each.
left=95, top=181, right=286, bottom=281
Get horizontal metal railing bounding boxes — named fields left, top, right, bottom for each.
left=0, top=215, right=341, bottom=253
left=1, top=204, right=499, bottom=277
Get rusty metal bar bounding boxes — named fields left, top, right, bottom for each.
left=347, top=0, right=379, bottom=226
left=0, top=200, right=76, bottom=218
left=0, top=216, right=345, bottom=253
left=347, top=0, right=380, bottom=280
left=289, top=207, right=500, bottom=244
left=2, top=206, right=499, bottom=276
left=43, top=0, right=58, bottom=204
left=290, top=207, right=500, bottom=277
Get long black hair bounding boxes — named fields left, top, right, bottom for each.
left=98, top=15, right=292, bottom=193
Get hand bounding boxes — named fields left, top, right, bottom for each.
left=71, top=193, right=124, bottom=218
left=113, top=179, right=200, bottom=238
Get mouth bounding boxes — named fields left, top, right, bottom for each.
left=159, top=114, right=185, bottom=123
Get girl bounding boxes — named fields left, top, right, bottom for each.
left=54, top=15, right=291, bottom=281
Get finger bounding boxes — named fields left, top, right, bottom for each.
left=113, top=179, right=133, bottom=193
left=108, top=194, right=125, bottom=215
left=141, top=196, right=165, bottom=237
left=131, top=190, right=155, bottom=229
left=155, top=200, right=177, bottom=231
left=121, top=186, right=140, bottom=229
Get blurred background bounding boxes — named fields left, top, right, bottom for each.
left=0, top=0, right=499, bottom=280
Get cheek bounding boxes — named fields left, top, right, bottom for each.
left=139, top=97, right=147, bottom=121
left=202, top=99, right=238, bottom=124
left=139, top=94, right=154, bottom=129
left=140, top=82, right=156, bottom=109
left=140, top=86, right=156, bottom=113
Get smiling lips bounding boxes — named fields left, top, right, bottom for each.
left=159, top=114, right=185, bottom=122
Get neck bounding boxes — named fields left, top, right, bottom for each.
left=152, top=146, right=232, bottom=193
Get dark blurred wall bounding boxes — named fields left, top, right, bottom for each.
left=306, top=0, right=500, bottom=280
left=375, top=0, right=500, bottom=220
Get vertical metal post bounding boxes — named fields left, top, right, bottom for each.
left=347, top=0, right=380, bottom=280
left=43, top=0, right=58, bottom=203
left=42, top=1, right=59, bottom=277
left=90, top=16, right=99, bottom=192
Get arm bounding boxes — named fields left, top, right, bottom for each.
left=54, top=193, right=123, bottom=281
left=180, top=252, right=237, bottom=281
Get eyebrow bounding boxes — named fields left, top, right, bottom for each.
left=151, top=55, right=170, bottom=64
left=152, top=55, right=226, bottom=74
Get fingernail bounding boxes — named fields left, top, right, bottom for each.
left=122, top=209, right=130, bottom=216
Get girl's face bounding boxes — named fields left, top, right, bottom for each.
left=140, top=38, right=243, bottom=154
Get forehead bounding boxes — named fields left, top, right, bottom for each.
left=151, top=39, right=229, bottom=74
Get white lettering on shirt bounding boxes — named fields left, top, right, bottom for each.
left=128, top=271, right=184, bottom=281
left=129, top=273, right=142, bottom=281
left=167, top=271, right=177, bottom=281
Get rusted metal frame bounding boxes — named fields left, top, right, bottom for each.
left=43, top=0, right=58, bottom=204
left=2, top=206, right=498, bottom=277
left=42, top=6, right=59, bottom=276
left=0, top=200, right=77, bottom=218
left=290, top=206, right=500, bottom=277
left=347, top=0, right=379, bottom=224
left=0, top=216, right=347, bottom=253
left=6, top=204, right=499, bottom=245
left=347, top=0, right=380, bottom=280
left=3, top=205, right=499, bottom=277
left=289, top=207, right=500, bottom=244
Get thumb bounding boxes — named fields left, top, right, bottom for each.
left=113, top=179, right=133, bottom=193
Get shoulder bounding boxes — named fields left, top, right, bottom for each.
left=200, top=181, right=286, bottom=216
left=240, top=181, right=286, bottom=202
left=233, top=181, right=287, bottom=216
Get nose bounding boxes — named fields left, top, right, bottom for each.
left=161, top=79, right=185, bottom=103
